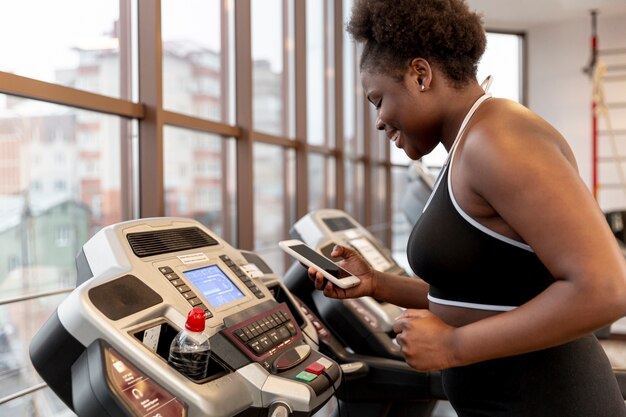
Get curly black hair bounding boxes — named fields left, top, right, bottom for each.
left=347, top=0, right=486, bottom=88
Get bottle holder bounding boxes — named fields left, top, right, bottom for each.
left=131, top=319, right=229, bottom=383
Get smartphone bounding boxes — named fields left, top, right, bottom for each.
left=279, top=239, right=361, bottom=289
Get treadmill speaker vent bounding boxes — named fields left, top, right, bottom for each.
left=322, top=216, right=357, bottom=232
left=127, top=227, right=218, bottom=257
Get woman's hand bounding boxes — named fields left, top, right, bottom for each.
left=392, top=309, right=458, bottom=371
left=307, top=244, right=377, bottom=299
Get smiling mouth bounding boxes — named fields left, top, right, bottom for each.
left=388, top=131, right=401, bottom=146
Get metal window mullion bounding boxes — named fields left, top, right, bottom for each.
left=220, top=0, right=231, bottom=126
left=282, top=0, right=295, bottom=242
left=235, top=0, right=254, bottom=250
left=294, top=0, right=308, bottom=219
left=384, top=158, right=394, bottom=248
left=0, top=288, right=73, bottom=306
left=382, top=94, right=392, bottom=248
left=353, top=41, right=366, bottom=224
left=322, top=0, right=330, bottom=208
left=162, top=111, right=240, bottom=138
left=333, top=0, right=345, bottom=210
left=253, top=131, right=298, bottom=148
left=120, top=0, right=134, bottom=221
left=362, top=96, right=373, bottom=227
left=220, top=0, right=235, bottom=244
left=138, top=0, right=165, bottom=217
left=0, top=383, right=48, bottom=406
left=323, top=0, right=330, bottom=151
left=305, top=143, right=333, bottom=155
left=282, top=0, right=292, bottom=138
left=283, top=146, right=291, bottom=245
left=0, top=71, right=143, bottom=118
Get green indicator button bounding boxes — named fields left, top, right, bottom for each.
left=295, top=371, right=317, bottom=382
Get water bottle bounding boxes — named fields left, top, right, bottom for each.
left=168, top=307, right=211, bottom=381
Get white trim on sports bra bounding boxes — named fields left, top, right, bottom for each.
left=423, top=84, right=526, bottom=311
left=446, top=94, right=533, bottom=252
left=427, top=294, right=517, bottom=312
left=422, top=91, right=492, bottom=214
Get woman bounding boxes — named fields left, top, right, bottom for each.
left=308, top=0, right=626, bottom=415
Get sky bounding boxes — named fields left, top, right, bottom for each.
left=0, top=0, right=119, bottom=81
left=0, top=0, right=286, bottom=81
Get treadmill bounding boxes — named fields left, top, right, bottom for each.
left=282, top=209, right=444, bottom=416
left=400, top=160, right=437, bottom=225
left=29, top=217, right=341, bottom=417
left=288, top=209, right=407, bottom=361
left=286, top=161, right=437, bottom=361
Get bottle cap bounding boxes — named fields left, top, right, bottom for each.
left=185, top=307, right=206, bottom=332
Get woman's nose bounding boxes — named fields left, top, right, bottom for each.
left=375, top=114, right=385, bottom=131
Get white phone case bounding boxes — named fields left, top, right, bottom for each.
left=278, top=239, right=361, bottom=289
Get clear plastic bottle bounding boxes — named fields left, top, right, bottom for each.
left=168, top=307, right=211, bottom=381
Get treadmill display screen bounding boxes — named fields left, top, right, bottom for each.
left=349, top=237, right=392, bottom=272
left=183, top=265, right=245, bottom=308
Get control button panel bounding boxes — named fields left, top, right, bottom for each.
left=295, top=357, right=335, bottom=382
left=295, top=371, right=317, bottom=382
left=345, top=298, right=379, bottom=329
left=294, top=295, right=331, bottom=339
left=222, top=303, right=302, bottom=363
left=219, top=255, right=266, bottom=299
left=157, top=266, right=213, bottom=318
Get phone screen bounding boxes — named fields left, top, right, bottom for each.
left=289, top=244, right=352, bottom=279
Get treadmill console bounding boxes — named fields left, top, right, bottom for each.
left=30, top=217, right=340, bottom=417
left=293, top=209, right=404, bottom=276
left=222, top=303, right=301, bottom=366
left=288, top=209, right=409, bottom=360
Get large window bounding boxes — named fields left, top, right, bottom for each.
left=478, top=32, right=523, bottom=102
left=251, top=0, right=286, bottom=136
left=0, top=96, right=124, bottom=292
left=342, top=0, right=367, bottom=225
left=0, top=1, right=121, bottom=98
left=308, top=153, right=337, bottom=211
left=0, top=96, right=124, bottom=416
left=163, top=126, right=237, bottom=244
left=253, top=143, right=295, bottom=274
left=306, top=0, right=335, bottom=147
left=162, top=0, right=234, bottom=124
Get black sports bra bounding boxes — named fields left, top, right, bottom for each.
left=407, top=94, right=555, bottom=311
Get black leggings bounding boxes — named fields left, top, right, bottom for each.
left=442, top=334, right=625, bottom=417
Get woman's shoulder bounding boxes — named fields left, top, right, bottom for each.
left=463, top=98, right=575, bottom=165
left=455, top=98, right=578, bottom=182
left=475, top=98, right=548, bottom=136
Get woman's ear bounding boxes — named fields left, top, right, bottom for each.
left=410, top=58, right=432, bottom=91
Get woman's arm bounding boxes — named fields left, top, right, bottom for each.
left=372, top=271, right=430, bottom=309
left=309, top=245, right=430, bottom=309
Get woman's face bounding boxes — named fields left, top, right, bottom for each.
left=361, top=69, right=441, bottom=160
